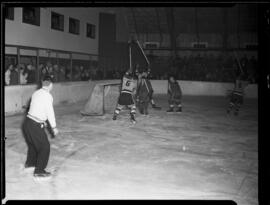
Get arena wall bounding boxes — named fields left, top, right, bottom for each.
left=5, top=80, right=257, bottom=115
left=5, top=8, right=100, bottom=55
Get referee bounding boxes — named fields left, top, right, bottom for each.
left=22, top=75, right=59, bottom=179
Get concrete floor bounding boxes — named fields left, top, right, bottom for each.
left=4, top=95, right=258, bottom=204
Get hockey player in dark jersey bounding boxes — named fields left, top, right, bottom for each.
left=167, top=75, right=183, bottom=113
left=113, top=70, right=137, bottom=123
left=227, top=74, right=249, bottom=116
left=136, top=71, right=154, bottom=115
left=135, top=66, right=161, bottom=110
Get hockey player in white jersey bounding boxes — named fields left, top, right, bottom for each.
left=113, top=69, right=137, bottom=123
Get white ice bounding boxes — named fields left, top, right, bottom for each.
left=4, top=95, right=258, bottom=204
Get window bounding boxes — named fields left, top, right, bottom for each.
left=69, top=17, right=80, bottom=35
left=19, top=49, right=38, bottom=85
left=22, top=7, right=40, bottom=26
left=86, top=23, right=96, bottom=39
left=191, top=42, right=208, bottom=49
left=5, top=7, right=14, bottom=20
left=245, top=43, right=258, bottom=50
left=51, top=12, right=64, bottom=31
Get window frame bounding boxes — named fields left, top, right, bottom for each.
left=69, top=17, right=80, bottom=35
left=22, top=7, right=40, bottom=26
left=86, top=23, right=96, bottom=39
left=51, top=11, right=64, bottom=32
left=5, top=7, right=14, bottom=20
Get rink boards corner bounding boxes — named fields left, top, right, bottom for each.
left=81, top=82, right=121, bottom=116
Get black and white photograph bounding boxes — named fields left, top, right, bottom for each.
left=2, top=3, right=269, bottom=205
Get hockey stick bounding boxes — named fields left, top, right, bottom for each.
left=129, top=42, right=132, bottom=71
left=136, top=40, right=150, bottom=66
left=233, top=51, right=244, bottom=75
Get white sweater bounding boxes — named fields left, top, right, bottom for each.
left=27, top=87, right=56, bottom=128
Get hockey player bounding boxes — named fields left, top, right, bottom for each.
left=136, top=71, right=153, bottom=115
left=113, top=69, right=137, bottom=123
left=167, top=75, right=183, bottom=113
left=135, top=66, right=161, bottom=110
left=227, top=74, right=249, bottom=116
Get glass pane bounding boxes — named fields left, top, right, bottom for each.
left=58, top=56, right=71, bottom=82
left=69, top=18, right=80, bottom=35
left=71, top=59, right=90, bottom=81
left=51, top=12, right=64, bottom=31
left=38, top=50, right=59, bottom=82
left=5, top=7, right=14, bottom=20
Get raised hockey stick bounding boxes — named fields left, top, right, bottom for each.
left=233, top=51, right=244, bottom=75
left=129, top=42, right=132, bottom=71
left=136, top=40, right=150, bottom=66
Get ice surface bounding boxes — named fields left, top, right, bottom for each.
left=4, top=95, right=258, bottom=204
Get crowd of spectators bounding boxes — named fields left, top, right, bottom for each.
left=5, top=52, right=258, bottom=86
left=38, top=62, right=113, bottom=82
left=149, top=53, right=258, bottom=83
left=5, top=63, right=36, bottom=85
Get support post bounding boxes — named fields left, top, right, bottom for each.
left=155, top=8, right=163, bottom=47
left=166, top=7, right=177, bottom=59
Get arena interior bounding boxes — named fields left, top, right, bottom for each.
left=3, top=5, right=262, bottom=204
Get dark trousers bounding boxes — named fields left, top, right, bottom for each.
left=22, top=117, right=50, bottom=173
left=138, top=100, right=149, bottom=115
left=228, top=92, right=243, bottom=112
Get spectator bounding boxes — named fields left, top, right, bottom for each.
left=5, top=64, right=13, bottom=85
left=20, top=64, right=28, bottom=85
left=48, top=66, right=53, bottom=76
left=73, top=66, right=81, bottom=80
left=58, top=66, right=66, bottom=82
left=26, top=64, right=36, bottom=84
left=44, top=62, right=54, bottom=79
left=10, top=64, right=19, bottom=85
left=38, top=64, right=45, bottom=81
left=53, top=64, right=59, bottom=82
left=65, top=66, right=71, bottom=80
left=85, top=69, right=90, bottom=81
left=79, top=66, right=85, bottom=80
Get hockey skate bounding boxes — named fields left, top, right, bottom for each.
left=166, top=107, right=174, bottom=113
left=176, top=107, right=182, bottom=113
left=152, top=104, right=162, bottom=110
left=130, top=114, right=136, bottom=124
left=21, top=164, right=35, bottom=174
left=33, top=170, right=52, bottom=181
left=112, top=114, right=117, bottom=120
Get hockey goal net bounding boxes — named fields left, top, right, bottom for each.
left=80, top=82, right=121, bottom=116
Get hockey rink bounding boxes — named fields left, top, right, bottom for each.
left=4, top=94, right=258, bottom=204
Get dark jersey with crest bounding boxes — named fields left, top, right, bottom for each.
left=233, top=80, right=248, bottom=96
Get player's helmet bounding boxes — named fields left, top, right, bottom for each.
left=125, top=69, right=134, bottom=79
